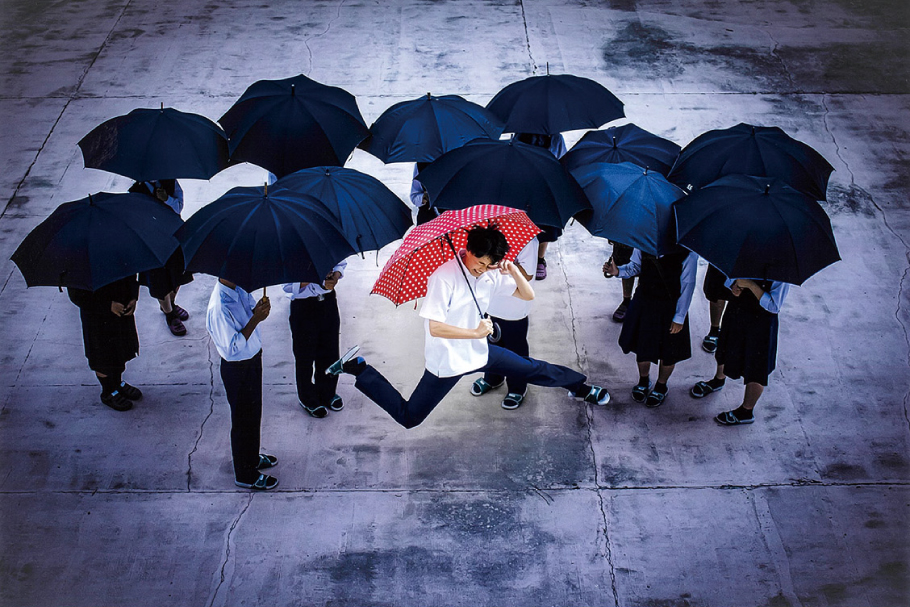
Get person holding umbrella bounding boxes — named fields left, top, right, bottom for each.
left=689, top=277, right=790, bottom=426
left=328, top=223, right=610, bottom=429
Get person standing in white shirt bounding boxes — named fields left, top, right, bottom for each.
left=206, top=278, right=278, bottom=490
left=327, top=226, right=610, bottom=429
left=283, top=261, right=347, bottom=418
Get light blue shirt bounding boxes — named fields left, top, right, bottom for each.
left=282, top=261, right=347, bottom=300
left=206, top=281, right=262, bottom=361
left=723, top=278, right=790, bottom=314
left=617, top=249, right=698, bottom=324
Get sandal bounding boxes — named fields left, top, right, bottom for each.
left=171, top=304, right=189, bottom=321
left=166, top=312, right=187, bottom=336
left=501, top=391, right=526, bottom=410
left=470, top=378, right=502, bottom=397
left=612, top=300, right=630, bottom=322
left=631, top=381, right=651, bottom=403
left=691, top=379, right=724, bottom=398
left=702, top=335, right=719, bottom=353
left=645, top=388, right=667, bottom=408
left=234, top=474, right=279, bottom=491
left=257, top=454, right=278, bottom=469
left=715, top=410, right=754, bottom=425
left=536, top=258, right=547, bottom=280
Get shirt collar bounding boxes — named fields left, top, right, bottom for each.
left=217, top=281, right=242, bottom=303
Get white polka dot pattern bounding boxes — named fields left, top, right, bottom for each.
left=371, top=204, right=542, bottom=305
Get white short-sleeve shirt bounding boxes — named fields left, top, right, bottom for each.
left=419, top=254, right=517, bottom=378
left=486, top=237, right=537, bottom=321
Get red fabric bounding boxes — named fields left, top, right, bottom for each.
left=371, top=205, right=541, bottom=305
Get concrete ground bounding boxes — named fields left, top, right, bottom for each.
left=1, top=0, right=908, bottom=605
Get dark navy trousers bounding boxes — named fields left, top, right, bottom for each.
left=220, top=351, right=262, bottom=483
left=483, top=316, right=530, bottom=394
left=354, top=344, right=587, bottom=428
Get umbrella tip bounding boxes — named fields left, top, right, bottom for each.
left=264, top=182, right=268, bottom=196
left=546, top=62, right=550, bottom=75
left=160, top=102, right=163, bottom=111
left=764, top=183, right=771, bottom=194
left=325, top=167, right=331, bottom=176
left=291, top=84, right=295, bottom=97
left=644, top=166, right=649, bottom=175
left=427, top=92, right=432, bottom=99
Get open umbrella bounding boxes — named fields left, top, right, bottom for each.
left=561, top=124, right=681, bottom=176
left=176, top=185, right=357, bottom=291
left=417, top=138, right=590, bottom=229
left=486, top=73, right=624, bottom=135
left=219, top=74, right=369, bottom=178
left=78, top=107, right=229, bottom=181
left=11, top=192, right=183, bottom=291
left=371, top=205, right=540, bottom=307
left=673, top=175, right=840, bottom=285
left=668, top=123, right=834, bottom=200
left=571, top=162, right=686, bottom=257
left=273, top=166, right=412, bottom=252
left=361, top=93, right=504, bottom=163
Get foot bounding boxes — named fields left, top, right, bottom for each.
left=329, top=394, right=344, bottom=411
left=631, top=379, right=651, bottom=403
left=234, top=474, right=279, bottom=490
left=171, top=304, right=189, bottom=321
left=645, top=383, right=668, bottom=408
left=501, top=391, right=526, bottom=410
left=470, top=378, right=503, bottom=397
left=612, top=299, right=630, bottom=322
left=256, top=454, right=278, bottom=470
left=166, top=312, right=187, bottom=336
left=715, top=409, right=755, bottom=425
left=702, top=334, right=719, bottom=353
left=535, top=258, right=547, bottom=280
left=118, top=381, right=143, bottom=401
left=569, top=385, right=611, bottom=406
left=300, top=400, right=328, bottom=418
left=100, top=391, right=132, bottom=411
left=691, top=378, right=725, bottom=398
left=325, top=345, right=361, bottom=376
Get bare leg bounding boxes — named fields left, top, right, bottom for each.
left=621, top=277, right=634, bottom=299
left=637, top=360, right=651, bottom=381
left=657, top=361, right=675, bottom=384
left=159, top=291, right=175, bottom=314
left=714, top=363, right=726, bottom=381
left=537, top=241, right=549, bottom=260
left=741, top=382, right=763, bottom=411
left=708, top=300, right=726, bottom=330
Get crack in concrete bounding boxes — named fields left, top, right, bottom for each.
left=208, top=493, right=253, bottom=607
left=765, top=29, right=795, bottom=91
left=302, top=0, right=346, bottom=76
left=187, top=339, right=218, bottom=491
left=749, top=492, right=801, bottom=606
left=518, top=0, right=538, bottom=74
left=11, top=304, right=52, bottom=387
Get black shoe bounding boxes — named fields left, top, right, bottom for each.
left=300, top=401, right=328, bottom=418
left=326, top=345, right=361, bottom=375
left=100, top=391, right=132, bottom=411
left=328, top=394, right=344, bottom=411
left=342, top=356, right=366, bottom=376
left=234, top=474, right=278, bottom=490
left=256, top=454, right=278, bottom=470
left=702, top=334, right=719, bottom=353
left=118, top=382, right=143, bottom=400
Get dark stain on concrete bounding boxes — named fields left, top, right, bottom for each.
left=765, top=591, right=794, bottom=607
left=822, top=184, right=877, bottom=217
left=821, top=461, right=867, bottom=480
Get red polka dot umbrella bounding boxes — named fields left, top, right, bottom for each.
left=371, top=204, right=541, bottom=306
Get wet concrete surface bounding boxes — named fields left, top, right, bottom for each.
left=1, top=0, right=908, bottom=605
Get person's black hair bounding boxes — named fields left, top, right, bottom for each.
left=515, top=132, right=552, bottom=149
left=466, top=224, right=509, bottom=263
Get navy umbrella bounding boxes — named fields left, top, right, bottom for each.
left=674, top=175, right=840, bottom=285
left=361, top=93, right=504, bottom=163
left=668, top=123, right=834, bottom=200
left=571, top=162, right=686, bottom=256
left=11, top=192, right=183, bottom=291
left=219, top=74, right=369, bottom=178
left=273, top=166, right=412, bottom=252
left=561, top=124, right=681, bottom=176
left=176, top=185, right=357, bottom=291
left=78, top=107, right=229, bottom=181
left=486, top=73, right=624, bottom=135
left=417, top=138, right=590, bottom=229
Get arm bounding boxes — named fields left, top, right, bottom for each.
left=604, top=248, right=642, bottom=279
left=240, top=296, right=270, bottom=341
left=734, top=279, right=790, bottom=314
left=671, top=252, right=698, bottom=329
left=428, top=318, right=493, bottom=339
left=410, top=165, right=428, bottom=208
left=503, top=259, right=534, bottom=301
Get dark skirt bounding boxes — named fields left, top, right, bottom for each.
left=79, top=310, right=140, bottom=372
left=610, top=241, right=634, bottom=266
left=715, top=305, right=779, bottom=386
left=618, top=293, right=692, bottom=365
left=538, top=225, right=562, bottom=243
left=139, top=249, right=193, bottom=300
left=702, top=264, right=732, bottom=302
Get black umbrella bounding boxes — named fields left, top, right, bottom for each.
left=668, top=123, right=834, bottom=200
left=486, top=73, right=624, bottom=135
left=78, top=107, right=229, bottom=181
left=561, top=124, right=681, bottom=176
left=361, top=93, right=504, bottom=163
left=273, top=166, right=412, bottom=252
left=176, top=185, right=357, bottom=291
left=673, top=175, right=840, bottom=285
left=219, top=74, right=369, bottom=178
left=417, top=138, right=590, bottom=229
left=11, top=192, right=183, bottom=291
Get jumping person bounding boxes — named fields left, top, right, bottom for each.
left=327, top=225, right=610, bottom=429
left=689, top=277, right=790, bottom=425
left=206, top=277, right=279, bottom=490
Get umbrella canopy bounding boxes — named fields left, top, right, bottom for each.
left=485, top=73, right=624, bottom=135
left=371, top=205, right=540, bottom=306
left=417, top=138, right=590, bottom=229
left=674, top=175, right=840, bottom=285
left=273, top=166, right=412, bottom=252
left=176, top=185, right=357, bottom=291
left=11, top=192, right=183, bottom=291
left=219, top=74, right=369, bottom=178
left=561, top=124, right=681, bottom=176
left=572, top=162, right=686, bottom=257
left=362, top=93, right=504, bottom=163
left=668, top=123, right=834, bottom=200
left=78, top=107, right=229, bottom=181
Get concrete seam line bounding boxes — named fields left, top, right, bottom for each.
left=187, top=338, right=219, bottom=492
left=208, top=493, right=254, bottom=607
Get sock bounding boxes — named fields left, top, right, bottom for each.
left=707, top=377, right=725, bottom=389
left=636, top=376, right=650, bottom=388
left=343, top=356, right=366, bottom=376
left=732, top=405, right=754, bottom=420
left=622, top=297, right=632, bottom=304
left=99, top=375, right=118, bottom=396
left=652, top=381, right=668, bottom=394
left=709, top=326, right=721, bottom=337
left=570, top=382, right=592, bottom=396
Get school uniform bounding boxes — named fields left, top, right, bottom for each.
left=283, top=261, right=346, bottom=410
left=616, top=249, right=698, bottom=365
left=411, top=164, right=438, bottom=226
left=353, top=253, right=589, bottom=428
left=716, top=279, right=790, bottom=386
left=206, top=281, right=265, bottom=485
left=702, top=263, right=732, bottom=303
left=482, top=238, right=538, bottom=395
left=67, top=275, right=140, bottom=377
left=130, top=181, right=193, bottom=299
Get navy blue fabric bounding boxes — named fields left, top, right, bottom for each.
left=483, top=316, right=531, bottom=394
left=561, top=124, right=681, bottom=176
left=220, top=352, right=263, bottom=484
